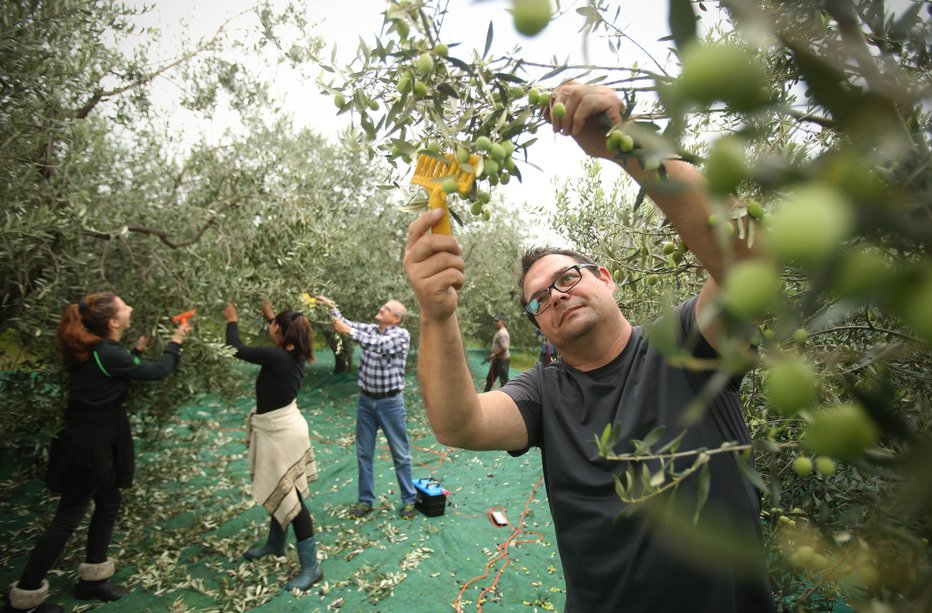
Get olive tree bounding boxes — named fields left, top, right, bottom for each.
left=564, top=3, right=930, bottom=609
left=0, top=0, right=335, bottom=453
left=324, top=0, right=930, bottom=610
left=0, top=0, right=302, bottom=453
left=0, top=0, right=540, bottom=463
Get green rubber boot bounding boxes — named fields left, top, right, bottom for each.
left=244, top=517, right=287, bottom=561
left=283, top=536, right=323, bottom=592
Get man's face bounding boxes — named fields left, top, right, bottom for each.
left=375, top=301, right=402, bottom=326
left=523, top=255, right=615, bottom=344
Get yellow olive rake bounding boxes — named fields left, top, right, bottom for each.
left=411, top=153, right=480, bottom=235
left=300, top=292, right=317, bottom=309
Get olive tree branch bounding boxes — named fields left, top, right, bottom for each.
left=72, top=13, right=247, bottom=120
left=615, top=455, right=708, bottom=504
left=81, top=197, right=242, bottom=249
left=808, top=325, right=922, bottom=345
left=603, top=440, right=796, bottom=463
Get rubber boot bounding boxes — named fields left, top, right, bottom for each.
left=3, top=580, right=63, bottom=613
left=244, top=516, right=287, bottom=561
left=282, top=536, right=323, bottom=592
left=74, top=560, right=129, bottom=601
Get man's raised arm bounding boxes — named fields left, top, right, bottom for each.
left=548, top=81, right=766, bottom=349
left=403, top=208, right=528, bottom=451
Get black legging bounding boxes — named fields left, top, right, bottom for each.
left=292, top=491, right=313, bottom=541
left=18, top=480, right=122, bottom=590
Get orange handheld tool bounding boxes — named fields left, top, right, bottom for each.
left=171, top=309, right=197, bottom=325
left=410, top=153, right=480, bottom=235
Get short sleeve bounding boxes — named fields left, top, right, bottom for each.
left=675, top=295, right=745, bottom=390
left=675, top=295, right=718, bottom=360
left=500, top=366, right=544, bottom=454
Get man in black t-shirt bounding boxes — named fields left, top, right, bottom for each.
left=402, top=81, right=776, bottom=612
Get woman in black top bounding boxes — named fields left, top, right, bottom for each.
left=4, top=293, right=189, bottom=613
left=223, top=300, right=322, bottom=592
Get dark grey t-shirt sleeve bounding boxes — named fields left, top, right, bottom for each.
left=676, top=294, right=746, bottom=391
left=499, top=365, right=544, bottom=454
left=676, top=295, right=716, bottom=359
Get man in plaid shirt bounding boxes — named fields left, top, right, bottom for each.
left=316, top=296, right=418, bottom=520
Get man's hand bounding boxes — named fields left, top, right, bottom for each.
left=315, top=295, right=335, bottom=309
left=403, top=208, right=465, bottom=322
left=332, top=319, right=351, bottom=335
left=546, top=80, right=625, bottom=160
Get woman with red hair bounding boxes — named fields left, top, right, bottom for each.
left=3, top=292, right=189, bottom=613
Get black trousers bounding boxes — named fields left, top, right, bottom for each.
left=484, top=358, right=510, bottom=392
left=18, top=479, right=122, bottom=590
left=292, top=491, right=314, bottom=541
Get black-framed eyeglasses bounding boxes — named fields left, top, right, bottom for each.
left=525, top=264, right=599, bottom=316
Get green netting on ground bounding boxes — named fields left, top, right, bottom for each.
left=1, top=349, right=565, bottom=612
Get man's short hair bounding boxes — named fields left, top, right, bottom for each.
left=518, top=247, right=598, bottom=328
left=388, top=300, right=407, bottom=324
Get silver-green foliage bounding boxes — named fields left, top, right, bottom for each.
left=547, top=2, right=931, bottom=611
left=0, top=0, right=536, bottom=461
left=330, top=0, right=930, bottom=609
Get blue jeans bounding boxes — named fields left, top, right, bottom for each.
left=356, top=393, right=417, bottom=506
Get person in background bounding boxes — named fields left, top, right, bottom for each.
left=483, top=315, right=510, bottom=391
left=3, top=293, right=189, bottom=613
left=223, top=299, right=322, bottom=592
left=402, top=81, right=776, bottom=612
left=536, top=328, right=557, bottom=366
left=314, top=295, right=418, bottom=520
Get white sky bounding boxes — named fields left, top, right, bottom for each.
left=130, top=0, right=703, bottom=221
left=128, top=0, right=916, bottom=223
